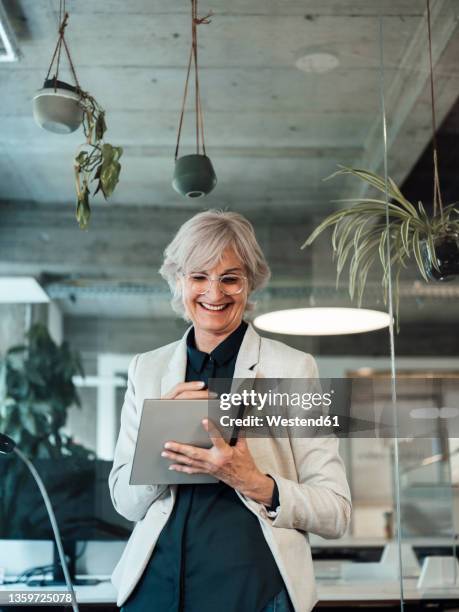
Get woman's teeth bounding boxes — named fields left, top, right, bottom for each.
left=200, top=303, right=229, bottom=311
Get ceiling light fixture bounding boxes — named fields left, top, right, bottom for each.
left=0, top=1, right=20, bottom=62
left=0, top=277, right=50, bottom=303
left=254, top=307, right=391, bottom=336
left=295, top=52, right=339, bottom=74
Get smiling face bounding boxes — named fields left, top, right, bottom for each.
left=180, top=247, right=248, bottom=350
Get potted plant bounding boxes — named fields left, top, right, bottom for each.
left=32, top=11, right=85, bottom=136
left=0, top=323, right=96, bottom=539
left=0, top=323, right=93, bottom=460
left=302, top=166, right=459, bottom=323
left=32, top=10, right=122, bottom=229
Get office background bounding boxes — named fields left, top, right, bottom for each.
left=1, top=0, right=459, bottom=609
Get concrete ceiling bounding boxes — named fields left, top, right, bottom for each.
left=0, top=0, right=458, bottom=323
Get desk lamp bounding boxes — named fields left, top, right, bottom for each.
left=0, top=433, right=79, bottom=612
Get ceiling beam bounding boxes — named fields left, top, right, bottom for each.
left=0, top=200, right=313, bottom=282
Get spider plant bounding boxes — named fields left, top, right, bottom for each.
left=301, top=166, right=459, bottom=324
left=74, top=92, right=123, bottom=229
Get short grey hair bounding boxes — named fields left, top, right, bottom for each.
left=159, top=209, right=271, bottom=319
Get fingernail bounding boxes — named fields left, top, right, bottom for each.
left=168, top=466, right=175, bottom=470
left=196, top=381, right=205, bottom=387
left=209, top=391, right=218, bottom=398
left=164, top=443, right=171, bottom=449
left=161, top=452, right=167, bottom=457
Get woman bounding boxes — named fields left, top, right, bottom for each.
left=109, top=210, right=351, bottom=612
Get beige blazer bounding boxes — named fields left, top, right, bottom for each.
left=108, top=323, right=351, bottom=612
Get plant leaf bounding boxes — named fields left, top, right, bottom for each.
left=356, top=254, right=376, bottom=306
left=336, top=217, right=356, bottom=258
left=99, top=144, right=123, bottom=198
left=426, top=228, right=441, bottom=273
left=348, top=235, right=380, bottom=299
left=400, top=217, right=411, bottom=257
left=75, top=151, right=89, bottom=166
left=95, top=111, right=107, bottom=141
left=412, top=229, right=429, bottom=281
left=328, top=166, right=420, bottom=217
left=76, top=185, right=91, bottom=229
left=378, top=226, right=389, bottom=271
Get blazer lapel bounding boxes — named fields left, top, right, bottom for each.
left=233, top=322, right=260, bottom=378
left=159, top=326, right=191, bottom=396
left=231, top=323, right=261, bottom=392
left=231, top=324, right=263, bottom=455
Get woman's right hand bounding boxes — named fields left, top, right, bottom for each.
left=162, top=380, right=213, bottom=400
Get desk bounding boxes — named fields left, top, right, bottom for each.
left=316, top=578, right=459, bottom=610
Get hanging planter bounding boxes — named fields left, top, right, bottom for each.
left=172, top=0, right=217, bottom=198
left=302, top=0, right=459, bottom=326
left=302, top=166, right=459, bottom=323
left=421, top=232, right=459, bottom=280
left=33, top=78, right=83, bottom=134
left=173, top=154, right=216, bottom=198
left=33, top=4, right=122, bottom=230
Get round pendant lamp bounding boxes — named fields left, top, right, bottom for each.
left=254, top=307, right=391, bottom=336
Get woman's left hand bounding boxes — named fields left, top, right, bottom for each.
left=162, top=419, right=274, bottom=506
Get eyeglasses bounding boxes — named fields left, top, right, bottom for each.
left=182, top=272, right=247, bottom=295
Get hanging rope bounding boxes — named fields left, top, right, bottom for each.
left=175, top=0, right=212, bottom=160
left=45, top=0, right=81, bottom=92
left=426, top=0, right=444, bottom=219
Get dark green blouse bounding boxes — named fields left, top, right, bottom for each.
left=123, top=321, right=284, bottom=612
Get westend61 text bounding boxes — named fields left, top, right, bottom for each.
left=220, top=414, right=339, bottom=428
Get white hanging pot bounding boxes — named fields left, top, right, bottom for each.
left=172, top=154, right=217, bottom=198
left=33, top=79, right=84, bottom=134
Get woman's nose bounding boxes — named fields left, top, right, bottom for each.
left=205, top=279, right=224, bottom=300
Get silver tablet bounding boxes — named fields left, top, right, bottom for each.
left=130, top=399, right=222, bottom=485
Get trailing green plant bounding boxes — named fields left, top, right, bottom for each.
left=301, top=166, right=459, bottom=324
left=74, top=91, right=123, bottom=230
left=36, top=5, right=122, bottom=230
left=0, top=323, right=94, bottom=460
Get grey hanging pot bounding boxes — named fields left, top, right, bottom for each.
left=33, top=79, right=83, bottom=134
left=172, top=0, right=216, bottom=198
left=172, top=154, right=217, bottom=198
